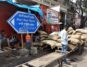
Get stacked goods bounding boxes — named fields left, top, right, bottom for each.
left=41, top=40, right=61, bottom=49
left=39, top=31, right=48, bottom=35
left=69, top=35, right=81, bottom=39
left=68, top=27, right=87, bottom=46
left=76, top=29, right=87, bottom=34
left=68, top=38, right=80, bottom=45
left=68, top=34, right=81, bottom=45
left=50, top=35, right=59, bottom=41
left=68, top=27, right=74, bottom=35
left=57, top=39, right=61, bottom=43
left=49, top=32, right=61, bottom=42
left=39, top=31, right=48, bottom=41
left=85, top=39, right=87, bottom=46
left=80, top=33, right=87, bottom=46
left=68, top=44, right=76, bottom=50
left=75, top=29, right=87, bottom=45
left=81, top=34, right=87, bottom=40
left=40, top=27, right=87, bottom=50
left=41, top=32, right=62, bottom=49
left=49, top=35, right=59, bottom=41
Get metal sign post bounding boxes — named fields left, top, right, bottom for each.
left=31, top=34, right=33, bottom=47
left=7, top=11, right=40, bottom=48
left=21, top=34, right=24, bottom=48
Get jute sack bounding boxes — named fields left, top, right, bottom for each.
left=39, top=31, right=48, bottom=35
left=41, top=40, right=56, bottom=49
left=57, top=39, right=61, bottom=43
left=81, top=34, right=87, bottom=40
left=40, top=35, right=48, bottom=41
left=85, top=39, right=87, bottom=46
left=41, top=40, right=59, bottom=49
left=68, top=30, right=74, bottom=34
left=68, top=38, right=80, bottom=45
left=68, top=44, right=76, bottom=50
left=75, top=32, right=82, bottom=35
left=68, top=35, right=71, bottom=38
left=69, top=34, right=81, bottom=39
left=55, top=43, right=62, bottom=49
left=72, top=30, right=76, bottom=34
left=68, top=27, right=73, bottom=32
left=76, top=29, right=87, bottom=34
left=55, top=43, right=62, bottom=47
left=51, top=35, right=59, bottom=41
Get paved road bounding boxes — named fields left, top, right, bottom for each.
left=54, top=47, right=87, bottom=67
left=1, top=47, right=87, bottom=67
left=73, top=47, right=87, bottom=67
left=0, top=48, right=52, bottom=67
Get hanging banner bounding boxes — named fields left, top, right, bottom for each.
left=47, top=9, right=59, bottom=24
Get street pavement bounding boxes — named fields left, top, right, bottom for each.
left=0, top=47, right=87, bottom=67
left=0, top=48, right=52, bottom=67
left=54, top=47, right=87, bottom=67
left=73, top=47, right=87, bottom=67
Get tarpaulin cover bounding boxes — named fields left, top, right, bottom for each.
left=0, top=0, right=43, bottom=17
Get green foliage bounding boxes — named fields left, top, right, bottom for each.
left=64, top=0, right=69, bottom=5
left=83, top=0, right=87, bottom=8
left=83, top=8, right=87, bottom=13
left=82, top=0, right=87, bottom=13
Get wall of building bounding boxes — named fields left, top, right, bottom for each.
left=0, top=2, right=27, bottom=38
left=40, top=4, right=60, bottom=34
left=0, top=1, right=60, bottom=38
left=0, top=2, right=16, bottom=37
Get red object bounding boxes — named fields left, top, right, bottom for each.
left=25, top=34, right=31, bottom=41
left=0, top=2, right=17, bottom=37
left=43, top=24, right=60, bottom=34
left=40, top=4, right=48, bottom=15
left=0, top=2, right=27, bottom=39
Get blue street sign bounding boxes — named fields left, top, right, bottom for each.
left=7, top=11, right=40, bottom=34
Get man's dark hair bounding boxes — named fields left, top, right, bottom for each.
left=64, top=25, right=68, bottom=31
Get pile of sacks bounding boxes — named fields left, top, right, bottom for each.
left=41, top=32, right=62, bottom=49
left=68, top=27, right=87, bottom=46
left=39, top=31, right=48, bottom=41
left=41, top=27, right=87, bottom=50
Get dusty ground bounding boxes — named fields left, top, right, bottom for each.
left=0, top=46, right=87, bottom=67
left=71, top=47, right=87, bottom=67
left=0, top=47, right=53, bottom=67
left=54, top=47, right=87, bottom=67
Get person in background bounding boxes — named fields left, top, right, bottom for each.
left=0, top=30, right=6, bottom=39
left=0, top=31, right=3, bottom=49
left=0, top=30, right=8, bottom=50
left=59, top=26, right=70, bottom=65
left=25, top=34, right=31, bottom=55
left=9, top=34, right=20, bottom=49
left=33, top=30, right=40, bottom=42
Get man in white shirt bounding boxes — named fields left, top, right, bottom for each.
left=59, top=26, right=70, bottom=64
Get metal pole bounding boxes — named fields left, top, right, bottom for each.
left=31, top=34, right=33, bottom=47
left=21, top=34, right=24, bottom=48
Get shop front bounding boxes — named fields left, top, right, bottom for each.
left=0, top=1, right=28, bottom=37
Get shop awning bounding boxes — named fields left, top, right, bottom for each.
left=0, top=0, right=44, bottom=17
left=51, top=5, right=60, bottom=12
left=51, top=5, right=67, bottom=12
left=14, top=4, right=44, bottom=17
